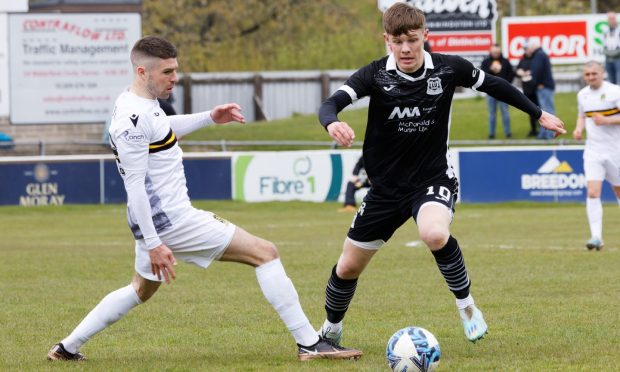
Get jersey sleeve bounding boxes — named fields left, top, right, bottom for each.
left=445, top=54, right=486, bottom=89
left=341, top=62, right=377, bottom=102
left=317, top=63, right=376, bottom=128
left=112, top=115, right=162, bottom=250
left=576, top=90, right=585, bottom=117
left=443, top=54, right=542, bottom=118
left=168, top=111, right=214, bottom=137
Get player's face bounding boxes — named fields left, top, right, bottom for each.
left=146, top=58, right=179, bottom=99
left=385, top=28, right=428, bottom=73
left=583, top=65, right=604, bottom=90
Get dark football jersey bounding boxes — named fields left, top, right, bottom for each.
left=339, top=51, right=506, bottom=195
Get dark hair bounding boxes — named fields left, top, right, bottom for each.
left=383, top=2, right=426, bottom=36
left=130, top=35, right=177, bottom=67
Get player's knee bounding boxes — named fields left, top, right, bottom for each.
left=419, top=228, right=449, bottom=250
left=132, top=278, right=160, bottom=302
left=336, top=263, right=362, bottom=279
left=255, top=240, right=279, bottom=265
left=587, top=191, right=601, bottom=198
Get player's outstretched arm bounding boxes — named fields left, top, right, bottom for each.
left=211, top=103, right=245, bottom=124
left=327, top=121, right=356, bottom=147
left=538, top=111, right=567, bottom=137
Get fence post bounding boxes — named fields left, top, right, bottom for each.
left=253, top=74, right=266, bottom=121
left=320, top=72, right=331, bottom=103
left=182, top=75, right=192, bottom=114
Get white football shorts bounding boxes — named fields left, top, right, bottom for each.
left=134, top=208, right=236, bottom=282
left=583, top=151, right=620, bottom=186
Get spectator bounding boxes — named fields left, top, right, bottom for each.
left=603, top=12, right=620, bottom=84
left=515, top=41, right=540, bottom=137
left=338, top=156, right=370, bottom=213
left=481, top=44, right=515, bottom=139
left=528, top=38, right=556, bottom=139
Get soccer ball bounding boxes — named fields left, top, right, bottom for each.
left=386, top=326, right=441, bottom=372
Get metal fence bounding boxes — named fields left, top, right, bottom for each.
left=172, top=68, right=584, bottom=122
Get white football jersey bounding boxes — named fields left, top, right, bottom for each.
left=109, top=90, right=190, bottom=248
left=577, top=81, right=620, bottom=156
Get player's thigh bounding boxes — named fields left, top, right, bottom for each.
left=411, top=179, right=457, bottom=249
left=584, top=156, right=606, bottom=183
left=416, top=203, right=452, bottom=250
left=135, top=209, right=237, bottom=281
left=219, top=226, right=278, bottom=267
left=602, top=155, right=620, bottom=187
left=347, top=189, right=409, bottom=244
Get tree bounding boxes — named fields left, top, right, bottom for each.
left=142, top=0, right=385, bottom=72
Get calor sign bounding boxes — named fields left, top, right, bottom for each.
left=502, top=14, right=608, bottom=65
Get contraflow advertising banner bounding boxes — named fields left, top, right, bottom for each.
left=232, top=150, right=361, bottom=202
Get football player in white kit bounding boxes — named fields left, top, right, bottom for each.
left=47, top=35, right=362, bottom=362
left=574, top=61, right=620, bottom=250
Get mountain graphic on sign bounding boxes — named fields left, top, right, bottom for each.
left=537, top=155, right=573, bottom=174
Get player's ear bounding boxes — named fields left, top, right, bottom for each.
left=423, top=28, right=429, bottom=42
left=384, top=33, right=393, bottom=52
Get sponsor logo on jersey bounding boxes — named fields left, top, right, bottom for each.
left=426, top=77, right=443, bottom=95
left=388, top=106, right=421, bottom=120
left=122, top=130, right=146, bottom=143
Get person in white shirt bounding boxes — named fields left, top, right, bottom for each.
left=574, top=61, right=620, bottom=250
left=47, top=35, right=361, bottom=362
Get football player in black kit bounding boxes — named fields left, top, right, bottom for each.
left=316, top=2, right=566, bottom=347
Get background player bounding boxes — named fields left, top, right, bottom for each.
left=573, top=61, right=620, bottom=250
left=316, top=2, right=565, bottom=348
left=47, top=35, right=361, bottom=362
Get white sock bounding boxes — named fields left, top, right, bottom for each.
left=255, top=258, right=318, bottom=346
left=61, top=284, right=142, bottom=353
left=586, top=197, right=603, bottom=239
left=321, top=318, right=343, bottom=334
left=616, top=198, right=620, bottom=207
left=455, top=294, right=475, bottom=310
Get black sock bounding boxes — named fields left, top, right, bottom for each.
left=325, top=265, right=358, bottom=323
left=431, top=236, right=471, bottom=299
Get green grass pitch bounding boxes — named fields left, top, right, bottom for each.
left=1, top=201, right=619, bottom=371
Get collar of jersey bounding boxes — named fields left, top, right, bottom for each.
left=386, top=51, right=434, bottom=83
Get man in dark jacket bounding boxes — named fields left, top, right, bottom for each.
left=481, top=44, right=515, bottom=139
left=516, top=42, right=539, bottom=137
left=527, top=39, right=556, bottom=139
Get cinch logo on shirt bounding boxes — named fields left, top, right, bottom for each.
left=388, top=106, right=421, bottom=120
left=122, top=130, right=146, bottom=143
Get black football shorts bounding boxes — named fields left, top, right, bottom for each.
left=347, top=176, right=458, bottom=244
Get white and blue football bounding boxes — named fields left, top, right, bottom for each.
left=386, top=326, right=441, bottom=372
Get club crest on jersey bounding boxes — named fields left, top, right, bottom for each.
left=426, top=77, right=442, bottom=95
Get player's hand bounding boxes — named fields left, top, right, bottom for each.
left=327, top=121, right=355, bottom=147
left=573, top=128, right=583, bottom=140
left=591, top=113, right=609, bottom=126
left=210, top=103, right=245, bottom=124
left=538, top=111, right=566, bottom=137
left=149, top=244, right=177, bottom=284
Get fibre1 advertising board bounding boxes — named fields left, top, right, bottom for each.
left=458, top=147, right=617, bottom=203
left=501, top=14, right=607, bottom=65
left=233, top=151, right=361, bottom=202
